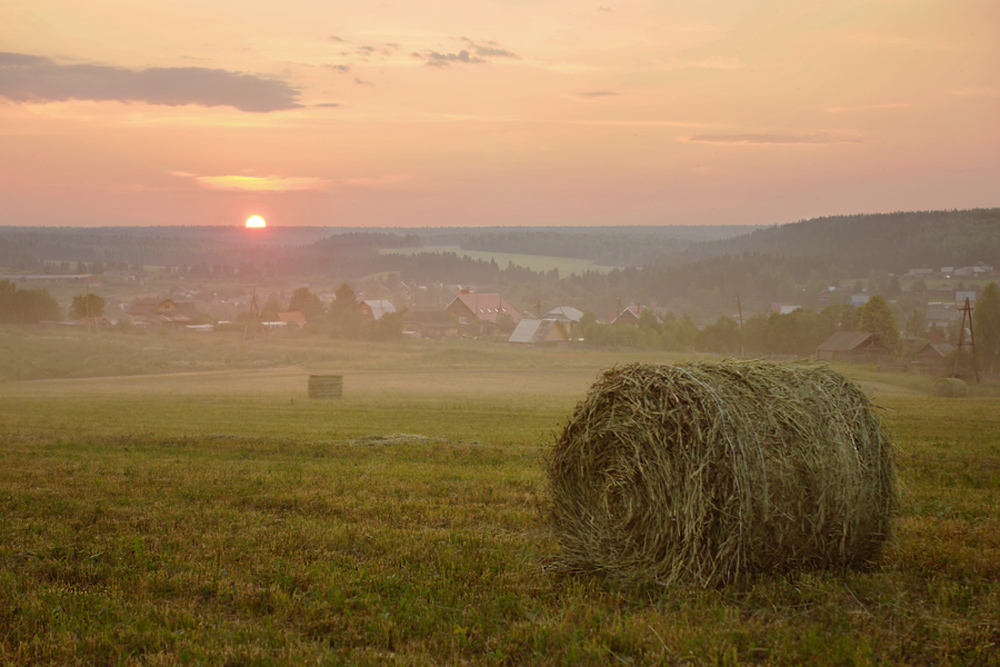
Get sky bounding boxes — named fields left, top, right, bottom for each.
left=1, top=0, right=998, bottom=228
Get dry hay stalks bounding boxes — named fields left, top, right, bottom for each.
left=548, top=359, right=898, bottom=588
left=932, top=377, right=968, bottom=398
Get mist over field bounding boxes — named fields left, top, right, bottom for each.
left=1, top=209, right=1000, bottom=663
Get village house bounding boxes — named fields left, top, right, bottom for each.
left=955, top=290, right=977, bottom=304
left=771, top=302, right=802, bottom=314
left=815, top=332, right=887, bottom=363
left=358, top=299, right=396, bottom=321
left=609, top=305, right=657, bottom=326
left=445, top=291, right=521, bottom=332
left=400, top=309, right=459, bottom=339
left=125, top=297, right=192, bottom=329
left=543, top=306, right=585, bottom=336
left=910, top=341, right=955, bottom=375
left=173, top=300, right=203, bottom=322
left=508, top=318, right=570, bottom=347
left=904, top=268, right=935, bottom=279
left=925, top=307, right=961, bottom=332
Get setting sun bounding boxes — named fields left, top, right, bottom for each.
left=245, top=215, right=266, bottom=228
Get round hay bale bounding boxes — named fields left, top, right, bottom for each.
left=548, top=360, right=897, bottom=588
left=932, top=377, right=968, bottom=398
left=308, top=374, right=343, bottom=399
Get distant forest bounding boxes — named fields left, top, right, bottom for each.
left=701, top=209, right=1000, bottom=275
left=1, top=208, right=998, bottom=323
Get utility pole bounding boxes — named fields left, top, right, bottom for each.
left=737, top=296, right=745, bottom=359
left=242, top=288, right=266, bottom=344
left=614, top=297, right=621, bottom=351
left=953, top=296, right=979, bottom=383
left=85, top=282, right=92, bottom=335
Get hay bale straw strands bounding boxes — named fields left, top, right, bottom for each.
left=548, top=360, right=898, bottom=588
left=308, top=374, right=343, bottom=399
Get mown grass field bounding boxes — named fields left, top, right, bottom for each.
left=1, top=332, right=999, bottom=665
left=384, top=246, right=619, bottom=275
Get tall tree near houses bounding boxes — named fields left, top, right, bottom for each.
left=261, top=293, right=284, bottom=321
left=329, top=283, right=362, bottom=338
left=288, top=287, right=324, bottom=322
left=905, top=307, right=926, bottom=339
left=857, top=295, right=903, bottom=355
left=70, top=293, right=105, bottom=320
left=974, top=281, right=1000, bottom=378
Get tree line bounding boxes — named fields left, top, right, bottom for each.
left=577, top=286, right=1000, bottom=380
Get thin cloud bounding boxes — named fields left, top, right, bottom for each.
left=170, top=172, right=329, bottom=191
left=460, top=38, right=519, bottom=60
left=0, top=52, right=300, bottom=112
left=413, top=38, right=518, bottom=67
left=421, top=50, right=487, bottom=67
left=578, top=91, right=620, bottom=98
left=354, top=77, right=374, bottom=86
left=329, top=36, right=346, bottom=43
left=315, top=102, right=341, bottom=108
left=325, top=64, right=350, bottom=73
left=685, top=132, right=862, bottom=145
left=344, top=43, right=399, bottom=59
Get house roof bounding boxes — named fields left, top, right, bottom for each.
left=508, top=318, right=567, bottom=344
left=125, top=297, right=191, bottom=325
left=126, top=297, right=171, bottom=315
left=816, top=331, right=879, bottom=352
left=277, top=311, right=308, bottom=325
left=610, top=305, right=656, bottom=325
left=544, top=306, right=584, bottom=322
left=404, top=309, right=455, bottom=327
left=360, top=299, right=396, bottom=321
left=447, top=293, right=521, bottom=323
left=926, top=308, right=960, bottom=322
left=912, top=341, right=954, bottom=358
left=174, top=300, right=200, bottom=320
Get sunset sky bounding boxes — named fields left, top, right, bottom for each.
left=2, top=0, right=997, bottom=228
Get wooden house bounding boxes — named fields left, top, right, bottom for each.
left=609, top=305, right=657, bottom=326
left=401, top=309, right=459, bottom=339
left=815, top=332, right=887, bottom=363
left=125, top=297, right=191, bottom=329
left=358, top=299, right=396, bottom=321
left=508, top=318, right=570, bottom=346
left=445, top=291, right=521, bottom=332
left=544, top=306, right=584, bottom=335
left=910, top=340, right=955, bottom=374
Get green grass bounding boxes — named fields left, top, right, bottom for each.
left=384, top=246, right=620, bottom=275
left=1, top=336, right=999, bottom=664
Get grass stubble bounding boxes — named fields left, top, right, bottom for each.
left=0, top=340, right=998, bottom=665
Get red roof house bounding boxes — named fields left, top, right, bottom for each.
left=445, top=292, right=521, bottom=325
